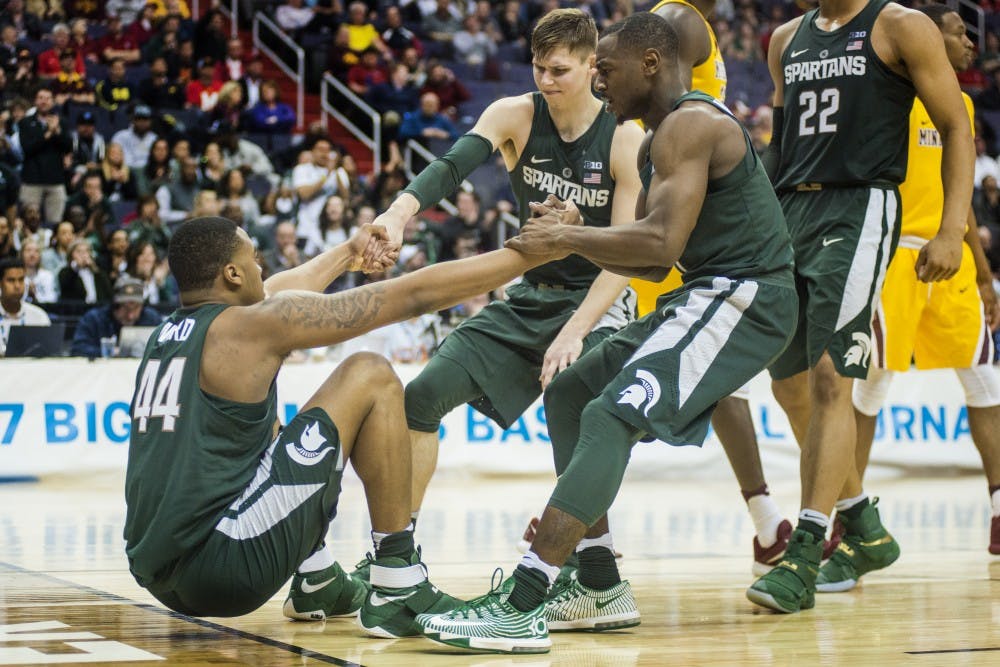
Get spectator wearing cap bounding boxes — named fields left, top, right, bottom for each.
left=186, top=57, right=222, bottom=112
left=247, top=79, right=296, bottom=134
left=69, top=276, right=162, bottom=357
left=18, top=86, right=71, bottom=224
left=69, top=111, right=106, bottom=190
left=37, top=23, right=85, bottom=78
left=346, top=47, right=387, bottom=97
left=98, top=14, right=141, bottom=64
left=95, top=58, right=135, bottom=111
left=137, top=56, right=185, bottom=109
left=52, top=48, right=94, bottom=105
left=111, top=104, right=157, bottom=169
left=8, top=48, right=35, bottom=100
left=0, top=0, right=43, bottom=42
left=0, top=257, right=51, bottom=357
left=58, top=238, right=113, bottom=305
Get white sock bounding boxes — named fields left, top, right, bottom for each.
left=992, top=489, right=1000, bottom=517
left=371, top=531, right=390, bottom=550
left=520, top=550, right=560, bottom=586
left=747, top=493, right=784, bottom=548
left=835, top=492, right=868, bottom=513
left=410, top=510, right=419, bottom=525
left=799, top=509, right=830, bottom=530
left=576, top=532, right=615, bottom=553
left=298, top=545, right=335, bottom=574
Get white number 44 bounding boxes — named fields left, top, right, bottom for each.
left=133, top=358, right=186, bottom=432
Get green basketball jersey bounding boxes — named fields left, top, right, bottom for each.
left=640, top=92, right=794, bottom=284
left=124, top=303, right=278, bottom=587
left=775, top=0, right=915, bottom=190
left=512, top=92, right=617, bottom=289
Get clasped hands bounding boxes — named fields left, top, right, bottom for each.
left=504, top=194, right=582, bottom=256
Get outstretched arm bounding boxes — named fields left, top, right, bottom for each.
left=508, top=107, right=715, bottom=281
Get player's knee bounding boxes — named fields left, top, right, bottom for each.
left=956, top=365, right=1000, bottom=408
left=340, top=352, right=402, bottom=396
left=405, top=369, right=448, bottom=432
left=772, top=373, right=808, bottom=412
left=853, top=368, right=893, bottom=416
left=810, top=356, right=852, bottom=406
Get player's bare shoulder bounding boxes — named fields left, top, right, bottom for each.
left=472, top=93, right=536, bottom=164
left=769, top=15, right=805, bottom=62
left=871, top=2, right=939, bottom=71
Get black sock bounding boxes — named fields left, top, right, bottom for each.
left=577, top=546, right=620, bottom=590
left=841, top=496, right=870, bottom=523
left=508, top=564, right=549, bottom=612
left=375, top=530, right=415, bottom=560
left=796, top=518, right=826, bottom=541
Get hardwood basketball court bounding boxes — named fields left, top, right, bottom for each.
left=1, top=470, right=998, bottom=665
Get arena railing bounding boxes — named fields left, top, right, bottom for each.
left=321, top=72, right=382, bottom=176
left=252, top=12, right=305, bottom=130
left=216, top=0, right=240, bottom=38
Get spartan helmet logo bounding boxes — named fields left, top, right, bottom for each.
left=617, top=369, right=662, bottom=417
left=286, top=421, right=335, bottom=466
left=843, top=332, right=872, bottom=368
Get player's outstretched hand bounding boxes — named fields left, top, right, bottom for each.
left=349, top=224, right=397, bottom=272
left=362, top=209, right=407, bottom=269
left=916, top=233, right=962, bottom=283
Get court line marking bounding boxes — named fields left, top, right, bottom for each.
left=0, top=561, right=362, bottom=667
left=905, top=647, right=1000, bottom=655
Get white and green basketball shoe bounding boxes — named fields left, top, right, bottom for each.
left=418, top=571, right=551, bottom=654
left=544, top=578, right=640, bottom=631
left=282, top=561, right=369, bottom=621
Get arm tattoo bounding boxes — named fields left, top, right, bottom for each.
left=271, top=284, right=390, bottom=330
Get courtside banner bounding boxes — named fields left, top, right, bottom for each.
left=0, top=359, right=987, bottom=478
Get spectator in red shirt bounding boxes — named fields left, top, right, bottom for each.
left=185, top=57, right=222, bottom=112
left=346, top=47, right=387, bottom=97
left=216, top=38, right=246, bottom=82
left=420, top=63, right=471, bottom=121
left=126, top=3, right=157, bottom=48
left=98, top=14, right=141, bottom=64
left=69, top=17, right=100, bottom=63
left=37, top=23, right=85, bottom=78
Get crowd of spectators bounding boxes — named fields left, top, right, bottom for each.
left=3, top=0, right=1000, bottom=360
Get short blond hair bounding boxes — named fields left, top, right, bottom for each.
left=531, top=9, right=597, bottom=61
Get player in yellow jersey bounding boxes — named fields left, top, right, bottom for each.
left=848, top=3, right=1000, bottom=559
left=638, top=0, right=792, bottom=574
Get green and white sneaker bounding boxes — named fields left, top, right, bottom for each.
left=544, top=578, right=640, bottom=632
left=418, top=571, right=551, bottom=654
left=282, top=561, right=369, bottom=621
left=816, top=500, right=900, bottom=592
left=746, top=528, right=823, bottom=613
left=357, top=553, right=463, bottom=638
left=352, top=553, right=372, bottom=584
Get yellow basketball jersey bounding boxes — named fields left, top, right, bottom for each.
left=632, top=0, right=727, bottom=317
left=649, top=0, right=727, bottom=102
left=898, top=93, right=975, bottom=241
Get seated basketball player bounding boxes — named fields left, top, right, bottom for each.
left=122, top=217, right=561, bottom=637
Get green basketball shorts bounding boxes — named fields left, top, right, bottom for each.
left=769, top=186, right=901, bottom=380
left=146, top=407, right=344, bottom=617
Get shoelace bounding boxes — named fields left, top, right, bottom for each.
left=451, top=568, right=507, bottom=619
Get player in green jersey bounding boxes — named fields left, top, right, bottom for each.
left=123, top=218, right=562, bottom=637
left=748, top=0, right=975, bottom=613
left=366, top=9, right=644, bottom=574
left=416, top=13, right=797, bottom=654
